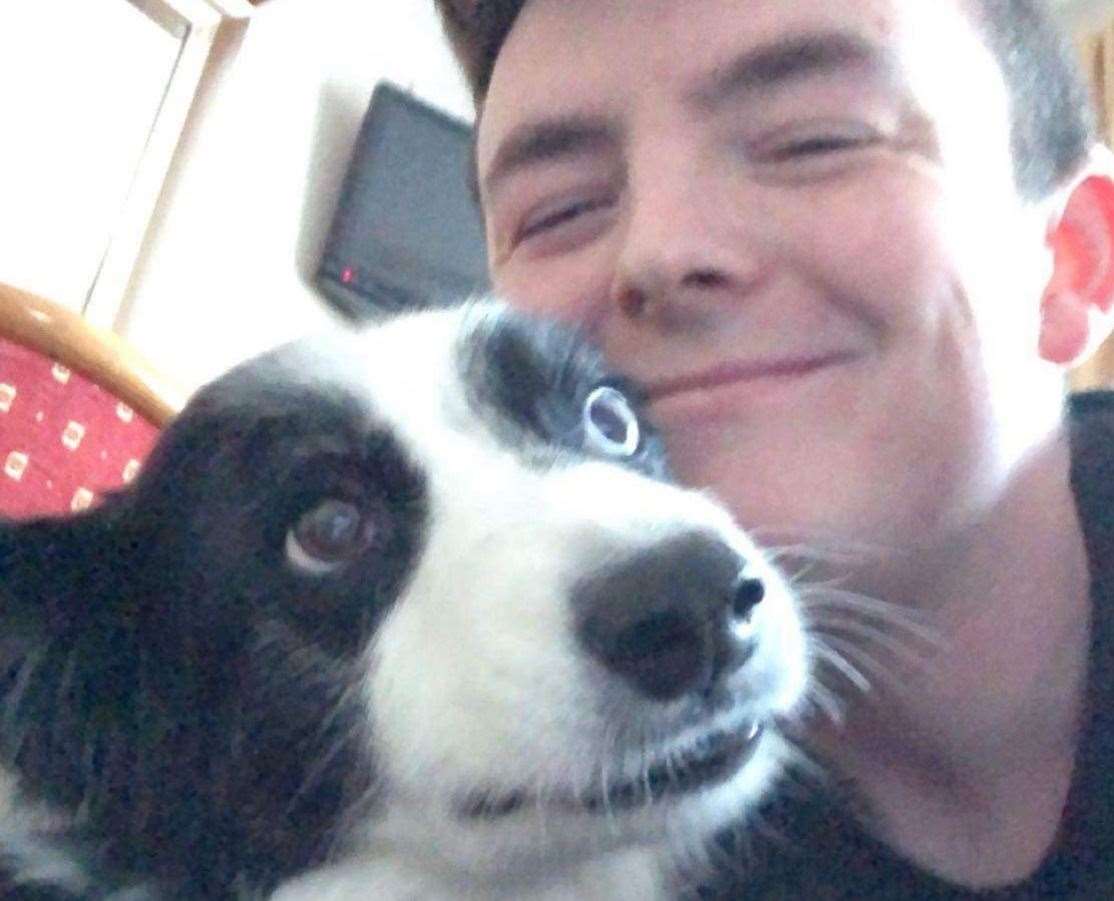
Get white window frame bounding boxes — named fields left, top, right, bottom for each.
left=83, top=0, right=254, bottom=328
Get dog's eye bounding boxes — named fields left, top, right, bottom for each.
left=286, top=498, right=374, bottom=575
left=583, top=386, right=640, bottom=458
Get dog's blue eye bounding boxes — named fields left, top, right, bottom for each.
left=583, top=386, right=640, bottom=458
left=286, top=498, right=373, bottom=575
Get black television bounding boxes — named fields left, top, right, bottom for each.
left=317, top=82, right=489, bottom=318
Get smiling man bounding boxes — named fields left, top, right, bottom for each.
left=435, top=0, right=1114, bottom=896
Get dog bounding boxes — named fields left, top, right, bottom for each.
left=0, top=301, right=809, bottom=899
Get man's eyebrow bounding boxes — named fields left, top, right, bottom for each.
left=481, top=115, right=618, bottom=198
left=689, top=29, right=893, bottom=109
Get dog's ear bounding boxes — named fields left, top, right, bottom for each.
left=0, top=386, right=282, bottom=669
left=0, top=485, right=249, bottom=750
left=0, top=496, right=144, bottom=642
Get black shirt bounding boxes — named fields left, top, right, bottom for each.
left=698, top=392, right=1114, bottom=900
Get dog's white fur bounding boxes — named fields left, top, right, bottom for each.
left=268, top=307, right=809, bottom=898
left=0, top=303, right=809, bottom=898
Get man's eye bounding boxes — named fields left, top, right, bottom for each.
left=770, top=134, right=872, bottom=160
left=743, top=121, right=881, bottom=170
left=518, top=197, right=612, bottom=242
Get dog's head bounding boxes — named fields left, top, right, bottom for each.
left=0, top=302, right=808, bottom=893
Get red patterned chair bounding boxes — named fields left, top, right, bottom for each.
left=0, top=282, right=185, bottom=518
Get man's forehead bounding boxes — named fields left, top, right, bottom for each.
left=481, top=0, right=900, bottom=107
left=476, top=0, right=997, bottom=170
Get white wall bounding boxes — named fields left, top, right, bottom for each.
left=1056, top=0, right=1114, bottom=29
left=116, top=0, right=474, bottom=392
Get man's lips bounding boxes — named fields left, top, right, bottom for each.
left=644, top=352, right=859, bottom=402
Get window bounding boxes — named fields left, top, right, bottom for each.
left=0, top=0, right=249, bottom=326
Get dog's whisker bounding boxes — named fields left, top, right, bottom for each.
left=810, top=623, right=939, bottom=683
left=805, top=609, right=937, bottom=660
left=0, top=655, right=41, bottom=765
left=3, top=646, right=45, bottom=746
left=288, top=725, right=360, bottom=814
left=808, top=642, right=872, bottom=694
left=598, top=724, right=621, bottom=829
left=812, top=633, right=917, bottom=697
left=799, top=588, right=941, bottom=644
left=803, top=679, right=847, bottom=727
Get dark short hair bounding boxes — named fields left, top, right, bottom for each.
left=434, top=0, right=1097, bottom=200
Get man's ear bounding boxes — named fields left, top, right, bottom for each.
left=1040, top=147, right=1114, bottom=366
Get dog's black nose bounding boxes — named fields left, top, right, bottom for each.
left=573, top=532, right=764, bottom=702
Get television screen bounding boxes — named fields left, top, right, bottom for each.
left=317, top=82, right=489, bottom=318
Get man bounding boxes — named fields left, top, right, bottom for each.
left=435, top=0, right=1114, bottom=896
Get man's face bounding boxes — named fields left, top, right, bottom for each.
left=475, top=0, right=1061, bottom=560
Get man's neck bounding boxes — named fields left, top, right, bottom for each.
left=809, top=428, right=1093, bottom=888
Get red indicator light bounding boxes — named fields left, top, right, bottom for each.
left=341, top=267, right=354, bottom=285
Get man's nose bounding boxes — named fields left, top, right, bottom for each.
left=607, top=160, right=770, bottom=328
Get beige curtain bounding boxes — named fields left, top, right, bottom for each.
left=1072, top=27, right=1114, bottom=390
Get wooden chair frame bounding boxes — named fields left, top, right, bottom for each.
left=0, top=282, right=185, bottom=427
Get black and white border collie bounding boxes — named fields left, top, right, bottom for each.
left=0, top=302, right=809, bottom=899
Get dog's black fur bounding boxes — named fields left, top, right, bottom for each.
left=0, top=393, right=419, bottom=896
left=0, top=308, right=665, bottom=897
left=0, top=304, right=805, bottom=898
